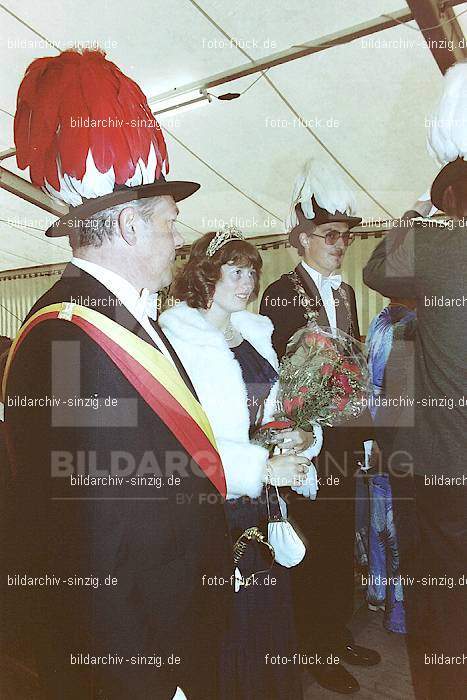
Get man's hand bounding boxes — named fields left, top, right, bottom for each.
left=267, top=453, right=312, bottom=487
left=412, top=196, right=435, bottom=218
left=269, top=427, right=314, bottom=453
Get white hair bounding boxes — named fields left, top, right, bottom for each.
left=73, top=196, right=162, bottom=248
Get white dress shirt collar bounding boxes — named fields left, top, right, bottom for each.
left=70, top=256, right=175, bottom=365
left=70, top=257, right=158, bottom=320
left=300, top=261, right=340, bottom=331
left=301, top=260, right=325, bottom=291
left=300, top=261, right=342, bottom=291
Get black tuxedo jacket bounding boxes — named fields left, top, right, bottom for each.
left=260, top=263, right=360, bottom=360
left=260, top=264, right=371, bottom=480
left=2, top=264, right=231, bottom=699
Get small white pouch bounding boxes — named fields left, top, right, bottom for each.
left=266, top=485, right=306, bottom=568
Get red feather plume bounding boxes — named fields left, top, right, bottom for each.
left=14, top=50, right=168, bottom=193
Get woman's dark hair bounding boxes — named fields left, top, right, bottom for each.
left=172, top=232, right=263, bottom=309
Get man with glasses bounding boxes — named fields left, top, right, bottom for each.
left=261, top=198, right=360, bottom=358
left=260, top=162, right=380, bottom=695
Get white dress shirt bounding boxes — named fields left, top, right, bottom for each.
left=70, top=257, right=176, bottom=367
left=300, top=261, right=341, bottom=331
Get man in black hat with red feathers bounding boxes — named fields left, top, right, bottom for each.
left=2, top=50, right=230, bottom=700
left=260, top=160, right=380, bottom=695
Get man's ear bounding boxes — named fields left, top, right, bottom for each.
left=117, top=207, right=138, bottom=246
left=298, top=231, right=310, bottom=250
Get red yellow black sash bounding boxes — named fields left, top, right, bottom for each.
left=2, top=302, right=226, bottom=497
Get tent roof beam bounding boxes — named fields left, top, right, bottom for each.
left=406, top=0, right=467, bottom=73
left=149, top=4, right=465, bottom=104
left=0, top=166, right=67, bottom=216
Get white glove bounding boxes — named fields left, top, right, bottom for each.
left=289, top=423, right=322, bottom=499
left=360, top=440, right=374, bottom=471
left=290, top=462, right=319, bottom=500
left=300, top=423, right=323, bottom=459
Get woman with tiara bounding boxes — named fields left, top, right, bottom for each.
left=160, top=226, right=321, bottom=700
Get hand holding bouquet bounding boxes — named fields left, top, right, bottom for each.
left=253, top=324, right=368, bottom=502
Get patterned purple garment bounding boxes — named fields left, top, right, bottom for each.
left=364, top=305, right=416, bottom=634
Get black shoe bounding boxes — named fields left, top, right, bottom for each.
left=340, top=643, right=381, bottom=667
left=312, top=663, right=360, bottom=694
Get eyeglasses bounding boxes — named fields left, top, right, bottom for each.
left=311, top=231, right=355, bottom=246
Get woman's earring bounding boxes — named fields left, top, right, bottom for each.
left=207, top=298, right=213, bottom=309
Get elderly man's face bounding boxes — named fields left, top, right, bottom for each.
left=300, top=222, right=350, bottom=276
left=133, top=196, right=184, bottom=290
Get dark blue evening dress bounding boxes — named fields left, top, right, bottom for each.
left=219, top=339, right=303, bottom=700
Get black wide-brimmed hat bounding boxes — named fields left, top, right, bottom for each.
left=288, top=197, right=362, bottom=248
left=45, top=177, right=200, bottom=237
left=430, top=157, right=467, bottom=211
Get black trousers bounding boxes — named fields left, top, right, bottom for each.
left=287, top=443, right=357, bottom=654
left=391, top=473, right=467, bottom=699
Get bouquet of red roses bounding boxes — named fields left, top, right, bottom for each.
left=277, top=324, right=370, bottom=429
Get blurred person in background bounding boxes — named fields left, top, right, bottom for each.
left=364, top=183, right=467, bottom=698
left=363, top=297, right=417, bottom=634
left=364, top=61, right=467, bottom=698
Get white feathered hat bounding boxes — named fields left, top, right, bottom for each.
left=285, top=159, right=361, bottom=248
left=427, top=61, right=467, bottom=209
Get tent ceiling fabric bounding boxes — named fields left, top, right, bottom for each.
left=0, top=0, right=466, bottom=271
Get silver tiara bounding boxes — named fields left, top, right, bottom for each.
left=206, top=224, right=245, bottom=257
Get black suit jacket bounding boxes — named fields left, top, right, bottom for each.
left=2, top=264, right=231, bottom=699
left=260, top=264, right=370, bottom=480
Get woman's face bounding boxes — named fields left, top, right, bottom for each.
left=211, top=263, right=256, bottom=314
